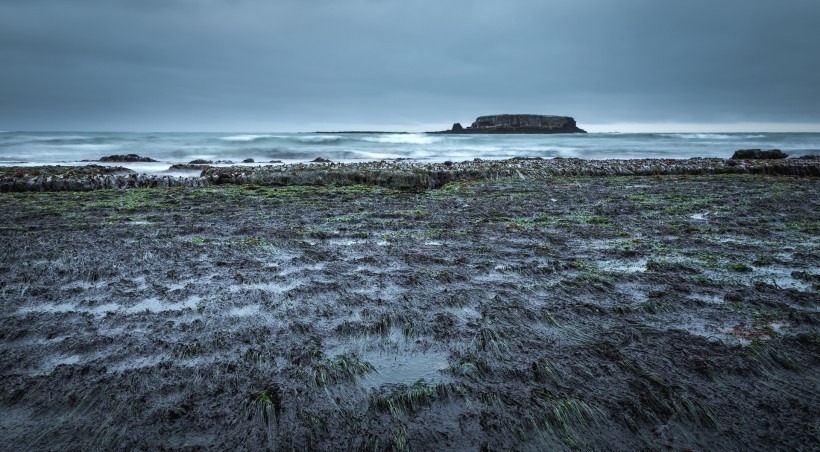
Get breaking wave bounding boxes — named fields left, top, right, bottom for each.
left=659, top=133, right=766, bottom=140
left=293, top=135, right=344, bottom=143
left=360, top=134, right=442, bottom=145
left=2, top=131, right=817, bottom=174
left=219, top=134, right=280, bottom=142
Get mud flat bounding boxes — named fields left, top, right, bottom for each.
left=0, top=169, right=818, bottom=450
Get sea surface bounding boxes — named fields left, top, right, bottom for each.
left=1, top=131, right=818, bottom=175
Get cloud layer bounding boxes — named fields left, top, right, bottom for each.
left=1, top=0, right=818, bottom=131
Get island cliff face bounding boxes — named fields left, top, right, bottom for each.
left=433, top=114, right=586, bottom=134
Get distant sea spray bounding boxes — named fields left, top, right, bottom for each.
left=1, top=131, right=818, bottom=175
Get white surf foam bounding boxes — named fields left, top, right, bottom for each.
left=220, top=134, right=278, bottom=142
left=361, top=134, right=442, bottom=145
left=295, top=135, right=343, bottom=143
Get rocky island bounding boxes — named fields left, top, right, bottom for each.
left=432, top=114, right=587, bottom=134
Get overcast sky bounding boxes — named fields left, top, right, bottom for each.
left=1, top=0, right=819, bottom=132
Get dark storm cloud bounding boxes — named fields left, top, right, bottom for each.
left=1, top=0, right=819, bottom=130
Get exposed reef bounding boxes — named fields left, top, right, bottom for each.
left=432, top=114, right=587, bottom=134
left=732, top=149, right=789, bottom=159
left=168, top=164, right=212, bottom=171
left=97, top=154, right=158, bottom=162
left=1, top=157, right=818, bottom=192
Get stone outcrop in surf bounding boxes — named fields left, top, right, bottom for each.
left=98, top=154, right=158, bottom=162
left=3, top=158, right=819, bottom=192
left=731, top=149, right=789, bottom=159
left=433, top=114, right=586, bottom=134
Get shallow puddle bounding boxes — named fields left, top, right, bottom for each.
left=444, top=306, right=481, bottom=322
left=326, top=325, right=451, bottom=388
left=689, top=293, right=725, bottom=304
left=278, top=263, right=326, bottom=276
left=229, top=280, right=304, bottom=294
left=599, top=258, right=648, bottom=273
left=228, top=304, right=261, bottom=317
left=751, top=267, right=816, bottom=292
left=125, top=295, right=201, bottom=313
left=650, top=317, right=744, bottom=345
left=90, top=303, right=121, bottom=314
left=36, top=354, right=83, bottom=375
left=106, top=355, right=166, bottom=373
left=17, top=302, right=76, bottom=315
left=327, top=238, right=360, bottom=247
left=16, top=301, right=120, bottom=317
left=357, top=349, right=450, bottom=389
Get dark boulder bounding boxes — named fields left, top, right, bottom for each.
left=169, top=164, right=210, bottom=170
left=731, top=149, right=788, bottom=159
left=99, top=154, right=158, bottom=162
left=67, top=165, right=135, bottom=176
left=189, top=159, right=213, bottom=164
left=242, top=158, right=255, bottom=163
left=451, top=123, right=464, bottom=131
left=311, top=157, right=332, bottom=163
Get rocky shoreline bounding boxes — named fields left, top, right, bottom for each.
left=1, top=157, right=818, bottom=192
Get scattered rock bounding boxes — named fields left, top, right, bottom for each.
left=99, top=154, right=158, bottom=162
left=189, top=159, right=213, bottom=164
left=311, top=157, right=332, bottom=163
left=791, top=271, right=820, bottom=282
left=65, top=165, right=135, bottom=176
left=646, top=261, right=700, bottom=274
left=268, top=160, right=283, bottom=163
left=0, top=165, right=134, bottom=179
left=0, top=170, right=207, bottom=192
left=242, top=158, right=255, bottom=163
left=731, top=149, right=788, bottom=160
left=169, top=164, right=210, bottom=171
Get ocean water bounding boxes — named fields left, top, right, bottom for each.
left=1, top=131, right=818, bottom=175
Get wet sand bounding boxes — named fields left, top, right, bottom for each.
left=0, top=170, right=818, bottom=450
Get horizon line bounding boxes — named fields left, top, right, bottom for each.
left=2, top=121, right=820, bottom=134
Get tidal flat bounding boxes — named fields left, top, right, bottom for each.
left=0, top=173, right=818, bottom=450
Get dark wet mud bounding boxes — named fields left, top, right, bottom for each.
left=0, top=174, right=818, bottom=451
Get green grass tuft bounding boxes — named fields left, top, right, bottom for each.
left=304, top=355, right=375, bottom=388
left=471, top=327, right=509, bottom=354
left=727, top=262, right=753, bottom=272
left=371, top=380, right=463, bottom=420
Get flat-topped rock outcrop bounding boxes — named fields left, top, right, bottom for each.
left=433, top=114, right=586, bottom=134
